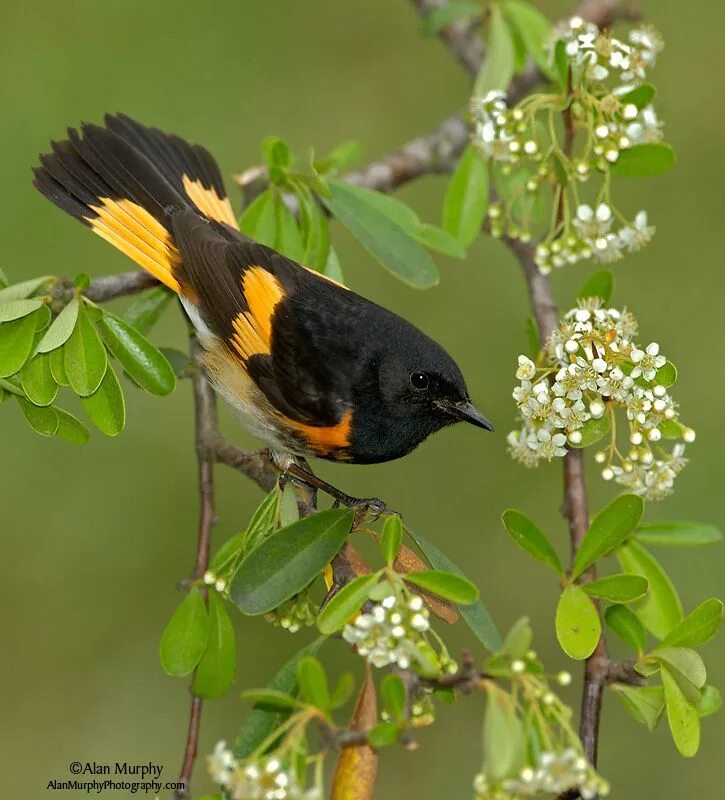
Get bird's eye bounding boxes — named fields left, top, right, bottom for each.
left=409, top=371, right=430, bottom=391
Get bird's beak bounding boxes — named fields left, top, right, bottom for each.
left=438, top=399, right=494, bottom=431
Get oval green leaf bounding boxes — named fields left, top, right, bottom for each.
left=620, top=83, right=656, bottom=109
left=654, top=647, right=706, bottom=691
left=610, top=143, right=676, bottom=178
left=655, top=360, right=678, bottom=387
left=0, top=276, right=51, bottom=304
left=159, top=587, right=210, bottom=677
left=239, top=189, right=277, bottom=247
left=20, top=353, right=58, bottom=406
left=659, top=599, right=724, bottom=649
left=403, top=569, right=479, bottom=605
left=577, top=269, right=614, bottom=303
left=569, top=413, right=612, bottom=449
left=96, top=311, right=175, bottom=396
left=573, top=494, right=643, bottom=578
left=501, top=508, right=562, bottom=573
left=380, top=674, right=406, bottom=721
left=317, top=573, right=379, bottom=635
left=123, top=286, right=175, bottom=335
left=193, top=591, right=236, bottom=699
left=697, top=685, right=721, bottom=718
left=81, top=364, right=126, bottom=436
left=0, top=311, right=41, bottom=377
left=381, top=515, right=403, bottom=565
left=16, top=395, right=59, bottom=437
left=604, top=604, right=647, bottom=653
left=0, top=298, right=45, bottom=322
left=635, top=521, right=722, bottom=548
left=503, top=0, right=555, bottom=78
left=555, top=584, right=601, bottom=660
left=36, top=297, right=79, bottom=353
left=49, top=346, right=70, bottom=385
left=475, top=4, right=515, bottom=96
left=64, top=305, right=107, bottom=396
left=662, top=665, right=700, bottom=757
left=230, top=509, right=354, bottom=615
left=582, top=574, right=648, bottom=603
left=323, top=180, right=439, bottom=289
left=442, top=146, right=489, bottom=247
left=612, top=684, right=665, bottom=731
left=616, top=541, right=683, bottom=639
left=55, top=407, right=91, bottom=445
left=296, top=655, right=330, bottom=711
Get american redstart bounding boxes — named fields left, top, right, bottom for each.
left=33, top=115, right=492, bottom=468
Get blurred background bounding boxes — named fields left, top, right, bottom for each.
left=2, top=1, right=722, bottom=797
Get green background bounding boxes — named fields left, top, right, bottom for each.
left=2, top=1, right=722, bottom=797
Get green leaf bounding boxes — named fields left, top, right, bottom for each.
left=263, top=136, right=292, bottom=171
left=0, top=298, right=45, bottom=322
left=230, top=509, right=354, bottom=615
left=654, top=648, right=706, bottom=694
left=367, top=722, right=399, bottom=748
left=408, top=528, right=502, bottom=650
left=620, top=83, right=656, bottom=108
left=49, top=346, right=69, bottom=385
left=403, top=569, right=479, bottom=605
left=240, top=189, right=277, bottom=247
left=330, top=672, right=355, bottom=709
left=569, top=414, right=611, bottom=449
left=612, top=684, right=665, bottom=731
left=483, top=685, right=523, bottom=781
left=380, top=674, right=406, bottom=721
left=316, top=574, right=378, bottom=635
left=20, top=353, right=58, bottom=406
left=16, top=395, right=59, bottom=437
left=610, top=143, right=676, bottom=178
left=64, top=305, right=107, bottom=396
left=123, top=286, right=175, bottom=335
left=604, top=604, right=647, bottom=653
left=573, top=494, right=643, bottom=579
left=314, top=140, right=363, bottom=175
left=659, top=599, right=724, bottom=648
left=697, top=685, right=721, bottom=718
left=475, top=5, right=515, bottom=96
left=422, top=1, right=480, bottom=35
left=279, top=483, right=300, bottom=528
left=616, top=541, right=683, bottom=639
left=159, top=588, right=210, bottom=677
left=662, top=665, right=700, bottom=757
left=274, top=197, right=306, bottom=262
left=503, top=0, right=555, bottom=78
left=296, top=656, right=330, bottom=711
left=381, top=515, right=403, bottom=564
left=653, top=361, right=677, bottom=388
left=235, top=639, right=324, bottom=758
left=553, top=39, right=569, bottom=89
left=555, top=584, right=601, bottom=660
left=81, top=364, right=126, bottom=436
left=582, top=574, right=648, bottom=603
left=578, top=269, right=614, bottom=303
left=501, top=617, right=533, bottom=659
left=159, top=347, right=192, bottom=377
left=0, top=276, right=51, bottom=303
left=323, top=245, right=345, bottom=283
left=193, top=591, right=236, bottom=699
left=413, top=223, right=466, bottom=259
left=240, top=689, right=303, bottom=710
left=299, top=193, right=330, bottom=270
left=442, top=146, right=489, bottom=247
left=36, top=297, right=80, bottom=354
left=96, top=311, right=175, bottom=396
left=501, top=509, right=562, bottom=574
left=242, top=486, right=283, bottom=554
left=54, top=408, right=91, bottom=444
left=323, top=180, right=439, bottom=289
left=0, top=312, right=41, bottom=377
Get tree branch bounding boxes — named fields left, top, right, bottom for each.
left=83, top=270, right=158, bottom=302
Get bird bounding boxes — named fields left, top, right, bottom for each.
left=32, top=114, right=492, bottom=492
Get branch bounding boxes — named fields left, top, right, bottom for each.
left=174, top=339, right=218, bottom=800
left=83, top=270, right=158, bottom=302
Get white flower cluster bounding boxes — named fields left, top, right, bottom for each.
left=471, top=90, right=543, bottom=167
left=473, top=749, right=609, bottom=800
left=207, top=742, right=319, bottom=800
left=557, top=16, right=663, bottom=87
left=508, top=299, right=694, bottom=500
left=342, top=594, right=430, bottom=670
left=535, top=204, right=654, bottom=273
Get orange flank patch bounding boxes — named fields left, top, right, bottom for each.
left=230, top=267, right=286, bottom=360
left=182, top=175, right=238, bottom=228
left=88, top=197, right=181, bottom=292
left=292, top=409, right=353, bottom=458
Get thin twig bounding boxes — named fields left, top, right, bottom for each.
left=83, top=270, right=158, bottom=302
left=174, top=340, right=218, bottom=799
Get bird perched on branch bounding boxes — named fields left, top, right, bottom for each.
left=33, top=114, right=492, bottom=495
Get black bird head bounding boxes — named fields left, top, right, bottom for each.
left=349, top=313, right=493, bottom=463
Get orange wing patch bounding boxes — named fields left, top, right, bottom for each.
left=229, top=266, right=286, bottom=360
left=292, top=409, right=353, bottom=458
left=88, top=197, right=181, bottom=292
left=182, top=175, right=238, bottom=229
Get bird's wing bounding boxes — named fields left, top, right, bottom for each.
left=171, top=211, right=361, bottom=429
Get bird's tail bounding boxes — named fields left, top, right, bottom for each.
left=32, top=113, right=238, bottom=294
